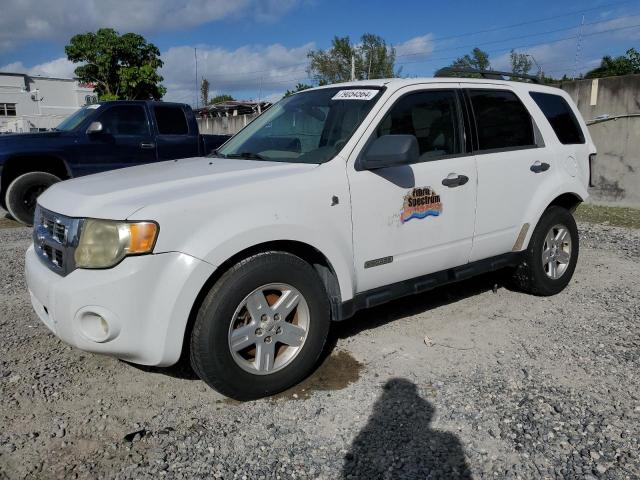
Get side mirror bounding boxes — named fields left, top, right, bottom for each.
left=359, top=135, right=419, bottom=170
left=86, top=121, right=103, bottom=135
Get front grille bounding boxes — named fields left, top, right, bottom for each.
left=33, top=206, right=82, bottom=276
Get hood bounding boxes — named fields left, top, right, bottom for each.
left=37, top=157, right=317, bottom=219
left=0, top=131, right=63, bottom=143
left=0, top=131, right=66, bottom=158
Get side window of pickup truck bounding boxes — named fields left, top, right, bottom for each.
left=99, top=106, right=149, bottom=136
left=376, top=90, right=461, bottom=162
left=154, top=106, right=189, bottom=135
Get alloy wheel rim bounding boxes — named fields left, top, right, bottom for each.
left=228, top=283, right=309, bottom=375
left=542, top=224, right=572, bottom=280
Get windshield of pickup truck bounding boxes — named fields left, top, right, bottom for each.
left=215, top=87, right=384, bottom=164
left=55, top=105, right=100, bottom=131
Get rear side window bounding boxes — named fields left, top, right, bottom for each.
left=529, top=92, right=585, bottom=144
left=376, top=90, right=461, bottom=161
left=154, top=106, right=189, bottom=135
left=468, top=90, right=534, bottom=151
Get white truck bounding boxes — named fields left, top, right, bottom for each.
left=25, top=74, right=596, bottom=400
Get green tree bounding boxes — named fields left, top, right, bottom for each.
left=307, top=33, right=399, bottom=84
left=284, top=83, right=313, bottom=97
left=449, top=47, right=491, bottom=74
left=200, top=78, right=210, bottom=107
left=509, top=49, right=533, bottom=80
left=585, top=48, right=640, bottom=78
left=209, top=94, right=234, bottom=104
left=65, top=28, right=166, bottom=100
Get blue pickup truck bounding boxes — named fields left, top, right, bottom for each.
left=0, top=101, right=229, bottom=224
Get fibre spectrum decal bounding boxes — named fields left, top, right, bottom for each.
left=400, top=187, right=443, bottom=223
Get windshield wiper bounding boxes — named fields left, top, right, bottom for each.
left=225, top=152, right=268, bottom=161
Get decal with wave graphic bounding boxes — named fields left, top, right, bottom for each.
left=400, top=187, right=443, bottom=223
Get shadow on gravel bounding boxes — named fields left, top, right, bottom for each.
left=343, top=378, right=472, bottom=479
left=123, top=357, right=200, bottom=380
left=125, top=271, right=510, bottom=393
left=331, top=270, right=507, bottom=340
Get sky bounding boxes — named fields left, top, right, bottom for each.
left=0, top=0, right=639, bottom=105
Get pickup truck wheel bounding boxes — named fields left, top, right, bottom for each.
left=513, top=206, right=579, bottom=296
left=190, top=251, right=331, bottom=400
left=5, top=171, right=61, bottom=226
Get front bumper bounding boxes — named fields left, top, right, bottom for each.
left=25, top=245, right=216, bottom=366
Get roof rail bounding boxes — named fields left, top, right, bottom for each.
left=434, top=67, right=541, bottom=84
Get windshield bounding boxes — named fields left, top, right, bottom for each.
left=55, top=105, right=101, bottom=131
left=216, top=87, right=384, bottom=164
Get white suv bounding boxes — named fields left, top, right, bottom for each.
left=25, top=76, right=595, bottom=399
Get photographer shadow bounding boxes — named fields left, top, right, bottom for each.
left=343, top=378, right=472, bottom=479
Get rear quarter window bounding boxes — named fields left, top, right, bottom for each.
left=154, top=106, right=189, bottom=135
left=529, top=92, right=585, bottom=145
left=468, top=89, right=535, bottom=151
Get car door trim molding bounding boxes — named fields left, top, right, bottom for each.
left=335, top=251, right=523, bottom=321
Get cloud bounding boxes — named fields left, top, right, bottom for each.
left=161, top=42, right=314, bottom=103
left=0, top=0, right=301, bottom=51
left=0, top=57, right=76, bottom=78
left=395, top=34, right=435, bottom=59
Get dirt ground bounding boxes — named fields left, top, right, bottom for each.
left=0, top=210, right=639, bottom=479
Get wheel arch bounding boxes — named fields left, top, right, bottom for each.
left=522, top=190, right=585, bottom=251
left=178, top=240, right=344, bottom=363
left=1, top=155, right=71, bottom=203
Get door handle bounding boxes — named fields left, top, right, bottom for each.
left=441, top=174, right=469, bottom=188
left=530, top=161, right=550, bottom=173
left=140, top=142, right=155, bottom=149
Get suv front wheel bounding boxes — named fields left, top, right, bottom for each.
left=190, top=251, right=331, bottom=400
left=513, top=206, right=579, bottom=296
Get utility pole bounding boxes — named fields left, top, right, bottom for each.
left=573, top=14, right=585, bottom=79
left=351, top=55, right=355, bottom=81
left=194, top=48, right=198, bottom=109
left=257, top=76, right=263, bottom=114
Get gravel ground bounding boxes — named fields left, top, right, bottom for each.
left=1, top=218, right=639, bottom=479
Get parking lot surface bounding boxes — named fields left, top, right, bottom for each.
left=1, top=215, right=639, bottom=479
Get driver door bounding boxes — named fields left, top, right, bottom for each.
left=347, top=85, right=477, bottom=292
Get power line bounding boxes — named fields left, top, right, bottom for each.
left=395, top=14, right=640, bottom=59
left=197, top=0, right=636, bottom=81
left=395, top=22, right=640, bottom=69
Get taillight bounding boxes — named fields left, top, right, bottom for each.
left=588, top=153, right=596, bottom=187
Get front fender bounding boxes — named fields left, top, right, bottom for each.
left=197, top=222, right=356, bottom=302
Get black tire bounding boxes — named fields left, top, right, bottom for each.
left=190, top=251, right=331, bottom=400
left=512, top=206, right=579, bottom=296
left=5, top=171, right=61, bottom=226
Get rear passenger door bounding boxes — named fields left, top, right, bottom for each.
left=348, top=85, right=477, bottom=292
left=152, top=105, right=200, bottom=160
left=463, top=86, right=546, bottom=262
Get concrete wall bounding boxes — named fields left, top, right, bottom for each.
left=560, top=75, right=640, bottom=207
left=197, top=113, right=259, bottom=136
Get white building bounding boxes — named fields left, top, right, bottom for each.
left=0, top=72, right=97, bottom=133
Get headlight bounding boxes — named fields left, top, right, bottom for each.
left=74, top=219, right=159, bottom=269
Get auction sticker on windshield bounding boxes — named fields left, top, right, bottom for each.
left=331, top=89, right=378, bottom=101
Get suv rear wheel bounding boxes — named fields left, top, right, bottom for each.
left=513, top=206, right=579, bottom=296
left=190, top=251, right=331, bottom=400
left=5, top=171, right=61, bottom=225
